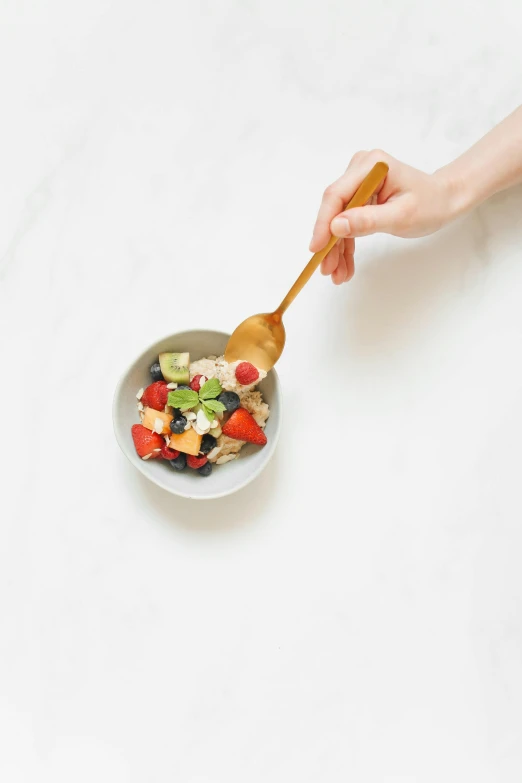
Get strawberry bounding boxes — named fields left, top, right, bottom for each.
left=187, top=454, right=208, bottom=470
left=131, top=424, right=164, bottom=459
left=161, top=443, right=180, bottom=460
left=141, top=381, right=169, bottom=411
left=190, top=374, right=204, bottom=392
left=235, top=362, right=259, bottom=385
left=222, top=408, right=267, bottom=445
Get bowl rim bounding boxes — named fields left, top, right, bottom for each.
left=112, top=328, right=282, bottom=500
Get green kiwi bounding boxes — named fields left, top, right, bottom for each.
left=159, top=352, right=190, bottom=384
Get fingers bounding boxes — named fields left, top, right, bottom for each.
left=320, top=239, right=341, bottom=276
left=344, top=240, right=355, bottom=282
left=337, top=239, right=354, bottom=283
left=311, top=181, right=346, bottom=252
left=310, top=150, right=390, bottom=251
left=331, top=251, right=347, bottom=285
left=330, top=200, right=407, bottom=238
left=344, top=237, right=355, bottom=259
left=319, top=238, right=356, bottom=284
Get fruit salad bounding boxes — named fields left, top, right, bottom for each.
left=131, top=351, right=270, bottom=477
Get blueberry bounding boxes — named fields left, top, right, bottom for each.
left=169, top=453, right=187, bottom=471
left=150, top=362, right=164, bottom=381
left=176, top=385, right=191, bottom=391
left=200, top=433, right=217, bottom=454
left=170, top=416, right=187, bottom=434
left=218, top=391, right=240, bottom=412
left=198, top=461, right=212, bottom=477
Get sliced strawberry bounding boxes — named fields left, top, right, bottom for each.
left=222, top=408, right=267, bottom=445
left=131, top=424, right=164, bottom=459
left=187, top=454, right=208, bottom=470
left=161, top=443, right=180, bottom=460
left=235, top=362, right=259, bottom=385
left=190, top=374, right=204, bottom=392
left=141, top=381, right=169, bottom=411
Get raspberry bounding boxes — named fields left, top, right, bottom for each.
left=235, top=362, right=259, bottom=385
left=161, top=443, right=180, bottom=460
left=190, top=374, right=204, bottom=392
left=187, top=454, right=208, bottom=470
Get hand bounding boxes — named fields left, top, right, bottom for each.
left=310, top=149, right=455, bottom=284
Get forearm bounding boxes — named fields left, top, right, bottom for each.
left=436, top=105, right=522, bottom=217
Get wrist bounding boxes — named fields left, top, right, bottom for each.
left=432, top=164, right=477, bottom=223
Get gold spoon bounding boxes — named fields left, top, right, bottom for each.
left=225, top=161, right=389, bottom=371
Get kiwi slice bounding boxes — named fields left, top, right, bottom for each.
left=159, top=352, right=190, bottom=384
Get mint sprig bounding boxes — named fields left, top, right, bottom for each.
left=167, top=377, right=225, bottom=417
left=202, top=398, right=226, bottom=422
left=199, top=378, right=222, bottom=400
left=202, top=404, right=216, bottom=422
left=203, top=398, right=226, bottom=413
left=168, top=389, right=199, bottom=410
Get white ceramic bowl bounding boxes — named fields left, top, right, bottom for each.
left=113, top=329, right=282, bottom=500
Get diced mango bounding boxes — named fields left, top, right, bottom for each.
left=142, top=407, right=173, bottom=435
left=168, top=427, right=202, bottom=456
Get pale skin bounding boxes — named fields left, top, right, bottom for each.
left=310, top=105, right=522, bottom=284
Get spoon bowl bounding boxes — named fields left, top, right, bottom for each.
left=224, top=312, right=286, bottom=371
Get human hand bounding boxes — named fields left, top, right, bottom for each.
left=310, top=149, right=455, bottom=284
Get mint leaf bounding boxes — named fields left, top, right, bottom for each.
left=203, top=398, right=226, bottom=414
left=199, top=377, right=222, bottom=400
left=168, top=389, right=199, bottom=411
left=202, top=403, right=216, bottom=422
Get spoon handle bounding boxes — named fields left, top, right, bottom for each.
left=276, top=161, right=389, bottom=316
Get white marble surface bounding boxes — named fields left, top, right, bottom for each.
left=2, top=1, right=522, bottom=780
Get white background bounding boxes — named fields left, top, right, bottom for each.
left=1, top=1, right=522, bottom=781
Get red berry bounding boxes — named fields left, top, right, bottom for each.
left=161, top=443, right=180, bottom=460
left=131, top=424, right=164, bottom=459
left=190, top=374, right=204, bottom=392
left=235, top=362, right=259, bottom=385
left=141, top=381, right=169, bottom=411
left=222, top=408, right=267, bottom=445
left=187, top=454, right=208, bottom=470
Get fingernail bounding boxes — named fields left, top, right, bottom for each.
left=331, top=217, right=350, bottom=236
left=309, top=235, right=316, bottom=250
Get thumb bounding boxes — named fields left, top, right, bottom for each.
left=330, top=202, right=404, bottom=238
